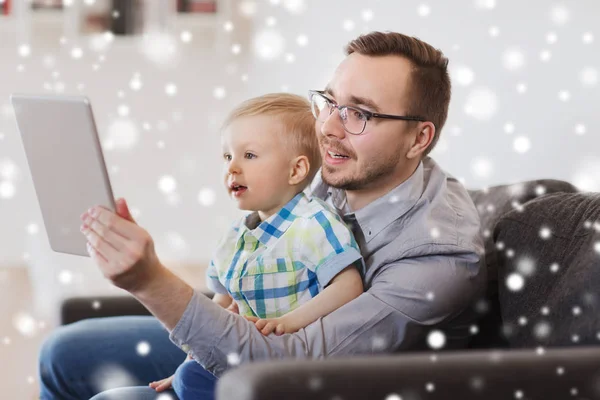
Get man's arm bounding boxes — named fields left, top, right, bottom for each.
left=161, top=252, right=484, bottom=377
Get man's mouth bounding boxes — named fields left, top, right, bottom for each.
left=327, top=150, right=350, bottom=159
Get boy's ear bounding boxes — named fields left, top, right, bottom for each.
left=289, top=155, right=310, bottom=186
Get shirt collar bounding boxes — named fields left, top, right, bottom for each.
left=329, top=159, right=425, bottom=243
left=238, top=191, right=307, bottom=247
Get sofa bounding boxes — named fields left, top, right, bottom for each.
left=61, top=179, right=600, bottom=399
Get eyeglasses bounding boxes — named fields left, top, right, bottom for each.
left=308, top=90, right=427, bottom=135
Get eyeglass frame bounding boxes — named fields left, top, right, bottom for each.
left=308, top=90, right=429, bottom=135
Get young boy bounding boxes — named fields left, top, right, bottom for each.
left=150, top=93, right=364, bottom=395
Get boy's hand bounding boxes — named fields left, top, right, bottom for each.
left=225, top=301, right=239, bottom=314
left=149, top=375, right=174, bottom=392
left=254, top=317, right=293, bottom=336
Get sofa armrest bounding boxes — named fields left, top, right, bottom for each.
left=216, top=347, right=600, bottom=400
left=60, top=291, right=214, bottom=325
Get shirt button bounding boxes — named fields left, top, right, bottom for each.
left=181, top=344, right=190, bottom=352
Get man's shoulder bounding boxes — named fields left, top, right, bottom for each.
left=400, top=157, right=483, bottom=258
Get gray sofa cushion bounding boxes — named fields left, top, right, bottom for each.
left=466, top=180, right=578, bottom=348
left=495, top=192, right=600, bottom=347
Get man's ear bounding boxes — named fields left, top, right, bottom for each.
left=407, top=122, right=436, bottom=160
left=289, top=155, right=310, bottom=186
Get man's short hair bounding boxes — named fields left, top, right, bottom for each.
left=345, top=31, right=451, bottom=157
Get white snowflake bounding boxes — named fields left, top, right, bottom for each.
left=158, top=175, right=177, bottom=194
left=13, top=312, right=37, bottom=337
left=223, top=21, right=234, bottom=32
left=71, top=47, right=83, bottom=59
left=385, top=395, right=402, bottom=400
left=517, top=257, right=536, bottom=276
left=504, top=122, right=515, bottom=134
left=515, top=389, right=524, bottom=399
left=535, top=185, right=546, bottom=196
left=464, top=87, right=498, bottom=120
left=283, top=0, right=306, bottom=14
left=214, top=87, right=227, bottom=99
left=239, top=0, right=258, bottom=17
left=227, top=352, right=241, bottom=366
left=471, top=157, right=493, bottom=179
left=502, top=48, right=526, bottom=71
left=253, top=29, right=285, bottom=60
left=518, top=316, right=528, bottom=326
left=59, top=270, right=73, bottom=285
left=539, top=227, right=552, bottom=239
left=105, top=119, right=139, bottom=151
left=580, top=67, right=598, bottom=86
left=575, top=124, right=587, bottom=135
left=489, top=26, right=500, bottom=37
left=470, top=325, right=479, bottom=334
left=506, top=273, right=524, bottom=291
left=361, top=9, right=374, bottom=22
left=426, top=382, right=435, bottom=392
left=92, top=300, right=101, bottom=310
left=571, top=388, right=578, bottom=396
left=541, top=306, right=550, bottom=315
left=549, top=4, right=570, bottom=25
left=180, top=30, right=192, bottom=43
left=165, top=83, right=178, bottom=97
left=198, top=188, right=216, bottom=206
left=427, top=330, right=446, bottom=349
left=540, top=50, right=552, bottom=62
left=342, top=20, right=355, bottom=31
left=513, top=136, right=531, bottom=154
left=558, top=90, right=571, bottom=102
left=474, top=0, right=496, bottom=9
left=546, top=32, right=558, bottom=44
left=572, top=306, right=581, bottom=316
left=417, top=4, right=431, bottom=17
left=18, top=44, right=31, bottom=57
left=582, top=32, right=594, bottom=44
left=557, top=366, right=565, bottom=375
left=516, top=82, right=528, bottom=94
left=136, top=341, right=151, bottom=356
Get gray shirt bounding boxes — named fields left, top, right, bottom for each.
left=169, top=156, right=486, bottom=377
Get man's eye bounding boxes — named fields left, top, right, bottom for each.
left=245, top=153, right=256, bottom=159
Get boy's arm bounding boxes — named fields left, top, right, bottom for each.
left=212, top=293, right=233, bottom=308
left=254, top=265, right=363, bottom=335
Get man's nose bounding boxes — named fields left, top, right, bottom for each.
left=320, top=107, right=346, bottom=140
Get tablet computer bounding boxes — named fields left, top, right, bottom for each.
left=11, top=94, right=116, bottom=257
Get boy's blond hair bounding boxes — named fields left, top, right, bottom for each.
left=222, top=93, right=322, bottom=186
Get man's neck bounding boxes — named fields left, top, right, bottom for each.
left=345, top=160, right=420, bottom=212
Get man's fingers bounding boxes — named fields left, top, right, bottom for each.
left=87, top=206, right=141, bottom=240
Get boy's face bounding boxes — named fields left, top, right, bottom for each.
left=221, top=115, right=294, bottom=217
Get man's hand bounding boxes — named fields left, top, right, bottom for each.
left=80, top=197, right=162, bottom=292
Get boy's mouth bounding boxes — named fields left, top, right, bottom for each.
left=230, top=183, right=248, bottom=196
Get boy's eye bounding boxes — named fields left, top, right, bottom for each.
left=245, top=153, right=256, bottom=159
left=224, top=154, right=232, bottom=161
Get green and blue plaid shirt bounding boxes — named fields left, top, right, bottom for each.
left=206, top=191, right=363, bottom=319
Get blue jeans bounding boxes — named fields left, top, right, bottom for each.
left=38, top=316, right=218, bottom=400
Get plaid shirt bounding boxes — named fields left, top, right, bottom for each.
left=206, top=191, right=363, bottom=319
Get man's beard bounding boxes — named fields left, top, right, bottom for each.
left=321, top=153, right=399, bottom=191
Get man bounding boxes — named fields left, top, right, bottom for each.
left=39, top=31, right=485, bottom=400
